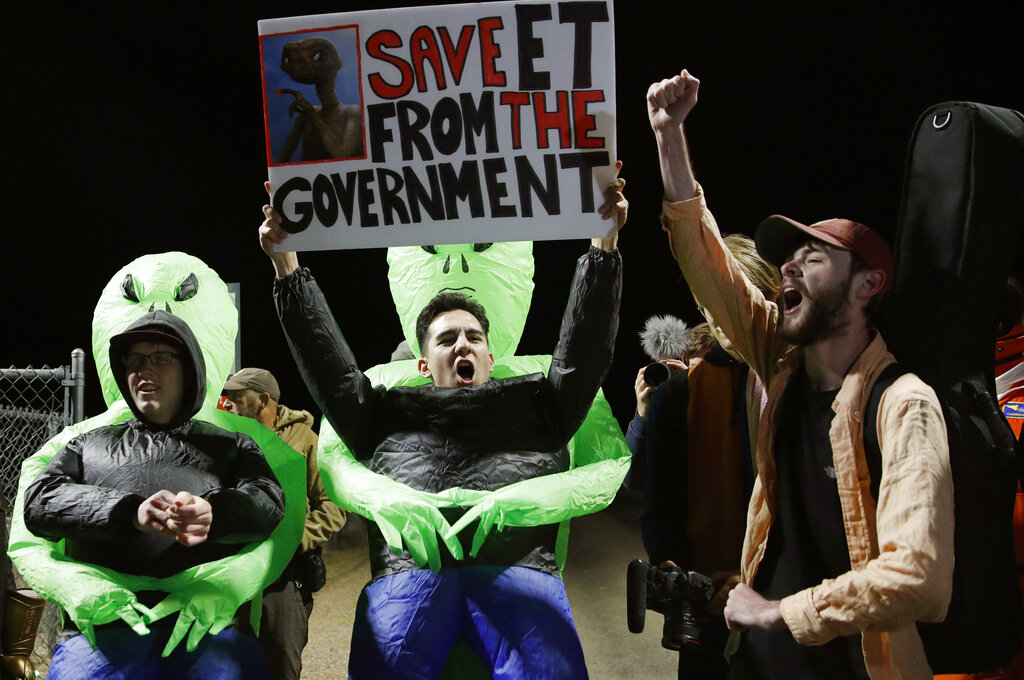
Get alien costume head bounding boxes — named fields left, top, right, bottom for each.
left=92, top=252, right=237, bottom=412
left=388, top=242, right=534, bottom=358
left=9, top=251, right=306, bottom=658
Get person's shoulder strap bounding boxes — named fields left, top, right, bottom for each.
left=864, top=362, right=910, bottom=500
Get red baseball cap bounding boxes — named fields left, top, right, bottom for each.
left=755, top=215, right=893, bottom=295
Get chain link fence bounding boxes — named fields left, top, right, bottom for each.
left=2, top=349, right=86, bottom=679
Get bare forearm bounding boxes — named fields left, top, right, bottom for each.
left=593, top=164, right=627, bottom=251
left=647, top=70, right=701, bottom=202
left=261, top=192, right=301, bottom=276
left=271, top=251, right=300, bottom=278
left=655, top=124, right=698, bottom=202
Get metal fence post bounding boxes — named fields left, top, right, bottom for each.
left=67, top=349, right=86, bottom=425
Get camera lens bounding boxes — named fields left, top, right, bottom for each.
left=644, top=361, right=672, bottom=387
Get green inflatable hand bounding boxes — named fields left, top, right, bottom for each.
left=317, top=425, right=464, bottom=571
left=445, top=456, right=632, bottom=557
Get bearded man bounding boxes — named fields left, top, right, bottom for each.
left=647, top=68, right=954, bottom=680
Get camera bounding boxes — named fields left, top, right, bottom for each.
left=626, top=559, right=715, bottom=651
left=643, top=361, right=681, bottom=388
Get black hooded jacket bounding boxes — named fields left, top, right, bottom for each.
left=24, top=310, right=285, bottom=580
left=275, top=247, right=621, bottom=578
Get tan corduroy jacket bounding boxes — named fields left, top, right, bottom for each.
left=662, top=185, right=954, bottom=680
left=274, top=404, right=348, bottom=553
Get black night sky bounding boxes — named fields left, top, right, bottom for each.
left=5, top=1, right=1023, bottom=426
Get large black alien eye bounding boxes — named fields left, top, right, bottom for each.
left=121, top=274, right=141, bottom=303
left=441, top=254, right=470, bottom=274
left=174, top=273, right=199, bottom=302
left=421, top=245, right=438, bottom=254
left=473, top=243, right=493, bottom=252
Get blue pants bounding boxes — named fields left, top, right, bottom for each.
left=349, top=566, right=589, bottom=680
left=48, top=626, right=269, bottom=680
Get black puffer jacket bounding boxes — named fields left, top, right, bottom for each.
left=275, top=247, right=621, bottom=577
left=24, top=310, right=285, bottom=579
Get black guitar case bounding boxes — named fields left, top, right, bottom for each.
left=882, top=101, right=1024, bottom=673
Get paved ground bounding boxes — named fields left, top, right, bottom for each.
left=304, top=492, right=678, bottom=679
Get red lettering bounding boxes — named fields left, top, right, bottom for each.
left=532, top=91, right=571, bottom=149
left=572, top=90, right=605, bottom=148
left=410, top=26, right=446, bottom=92
left=499, top=92, right=530, bottom=149
left=367, top=30, right=413, bottom=99
left=478, top=17, right=507, bottom=87
left=438, top=25, right=475, bottom=86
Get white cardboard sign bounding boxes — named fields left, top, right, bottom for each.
left=259, top=0, right=617, bottom=251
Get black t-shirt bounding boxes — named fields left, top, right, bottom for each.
left=729, top=371, right=869, bottom=680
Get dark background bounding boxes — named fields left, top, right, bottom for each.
left=5, top=1, right=1022, bottom=428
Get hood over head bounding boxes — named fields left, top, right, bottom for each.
left=109, top=309, right=207, bottom=429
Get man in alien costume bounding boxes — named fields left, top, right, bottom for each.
left=7, top=253, right=305, bottom=669
left=316, top=241, right=632, bottom=676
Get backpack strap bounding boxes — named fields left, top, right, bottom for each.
left=864, top=362, right=909, bottom=500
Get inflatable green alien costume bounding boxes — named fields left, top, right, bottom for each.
left=315, top=242, right=631, bottom=675
left=7, top=253, right=305, bottom=658
left=320, top=241, right=631, bottom=570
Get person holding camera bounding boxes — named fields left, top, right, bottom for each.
left=628, top=235, right=779, bottom=679
left=223, top=367, right=348, bottom=680
left=648, top=69, right=953, bottom=680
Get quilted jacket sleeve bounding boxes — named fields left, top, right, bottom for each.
left=23, top=434, right=141, bottom=543
left=545, top=246, right=623, bottom=445
left=203, top=432, right=286, bottom=544
left=274, top=267, right=383, bottom=459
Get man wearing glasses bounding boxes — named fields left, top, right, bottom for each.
left=23, top=309, right=285, bottom=679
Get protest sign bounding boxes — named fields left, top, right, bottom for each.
left=259, top=0, right=616, bottom=251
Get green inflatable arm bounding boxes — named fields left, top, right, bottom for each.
left=317, top=355, right=630, bottom=574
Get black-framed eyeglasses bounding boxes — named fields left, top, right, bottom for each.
left=121, top=351, right=180, bottom=370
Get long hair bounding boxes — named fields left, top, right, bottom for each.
left=724, top=233, right=781, bottom=300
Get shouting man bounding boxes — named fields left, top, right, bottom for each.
left=647, top=69, right=953, bottom=680
left=258, top=172, right=626, bottom=679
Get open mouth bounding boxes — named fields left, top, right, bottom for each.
left=455, top=360, right=475, bottom=384
left=134, top=380, right=160, bottom=398
left=782, top=287, right=804, bottom=314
